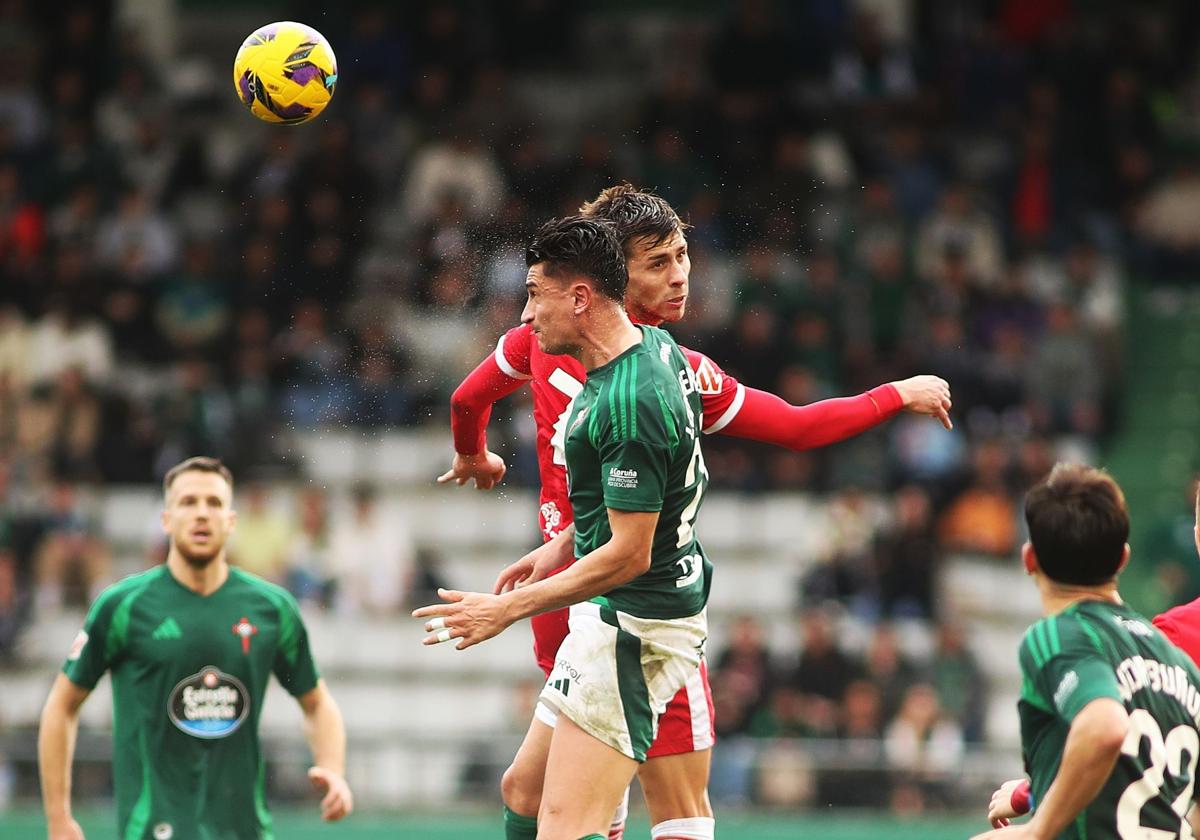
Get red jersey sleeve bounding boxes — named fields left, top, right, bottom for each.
left=683, top=345, right=904, bottom=450
left=1153, top=600, right=1200, bottom=667
left=494, top=324, right=533, bottom=380
left=449, top=328, right=532, bottom=455
left=683, top=349, right=745, bottom=434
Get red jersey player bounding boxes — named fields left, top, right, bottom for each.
left=1152, top=487, right=1200, bottom=662
left=439, top=186, right=953, bottom=840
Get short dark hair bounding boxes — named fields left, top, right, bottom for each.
left=525, top=215, right=628, bottom=302
left=163, top=456, right=234, bottom=496
left=579, top=183, right=689, bottom=256
left=1024, top=463, right=1129, bottom=586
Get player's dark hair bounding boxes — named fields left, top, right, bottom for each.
left=525, top=215, right=628, bottom=302
left=163, top=456, right=234, bottom=496
left=579, top=183, right=689, bottom=256
left=1024, top=463, right=1129, bottom=586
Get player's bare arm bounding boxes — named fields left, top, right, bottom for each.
left=890, top=374, right=954, bottom=430
left=437, top=449, right=508, bottom=490
left=415, top=509, right=658, bottom=650
left=494, top=524, right=576, bottom=594
left=39, top=674, right=91, bottom=840
left=297, top=680, right=353, bottom=822
left=971, top=698, right=1128, bottom=840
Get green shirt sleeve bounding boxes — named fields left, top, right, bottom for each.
left=597, top=435, right=670, bottom=512
left=62, top=586, right=126, bottom=690
left=271, top=589, right=320, bottom=697
left=1021, top=614, right=1123, bottom=722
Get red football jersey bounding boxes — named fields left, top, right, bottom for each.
left=1154, top=599, right=1200, bottom=667
left=494, top=323, right=743, bottom=541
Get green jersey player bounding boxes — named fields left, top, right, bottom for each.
left=39, top=457, right=353, bottom=840
left=414, top=216, right=711, bottom=840
left=976, top=464, right=1200, bottom=840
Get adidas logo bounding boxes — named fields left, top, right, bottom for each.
left=152, top=617, right=183, bottom=641
left=550, top=677, right=570, bottom=697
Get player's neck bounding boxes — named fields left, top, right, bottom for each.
left=1039, top=578, right=1123, bottom=617
left=166, top=550, right=230, bottom=596
left=575, top=312, right=643, bottom=371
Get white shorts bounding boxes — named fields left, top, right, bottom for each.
left=538, top=601, right=707, bottom=761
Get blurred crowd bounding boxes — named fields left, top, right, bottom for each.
left=708, top=610, right=984, bottom=811
left=0, top=0, right=1198, bottom=699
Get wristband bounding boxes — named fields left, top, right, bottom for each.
left=1011, top=779, right=1032, bottom=815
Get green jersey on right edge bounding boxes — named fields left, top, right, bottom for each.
left=1019, top=599, right=1200, bottom=839
left=563, top=324, right=711, bottom=619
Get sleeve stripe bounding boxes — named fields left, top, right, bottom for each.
left=703, top=383, right=745, bottom=434
left=494, top=334, right=531, bottom=380
left=1047, top=616, right=1061, bottom=657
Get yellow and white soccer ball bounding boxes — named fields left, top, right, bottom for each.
left=233, top=21, right=337, bottom=125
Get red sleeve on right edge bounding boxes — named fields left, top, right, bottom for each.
left=450, top=350, right=528, bottom=455
left=1153, top=601, right=1200, bottom=668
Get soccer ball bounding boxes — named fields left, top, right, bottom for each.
left=233, top=21, right=337, bottom=125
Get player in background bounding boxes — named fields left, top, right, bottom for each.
left=417, top=216, right=715, bottom=840
left=976, top=464, right=1200, bottom=839
left=39, top=457, right=352, bottom=840
left=439, top=185, right=952, bottom=840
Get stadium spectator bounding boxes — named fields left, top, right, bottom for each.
left=286, top=486, right=335, bottom=607
left=711, top=616, right=778, bottom=738
left=777, top=608, right=862, bottom=736
left=937, top=441, right=1019, bottom=558
left=328, top=483, right=415, bottom=615
left=874, top=484, right=940, bottom=619
left=928, top=622, right=987, bottom=743
left=883, top=683, right=964, bottom=808
left=229, top=484, right=293, bottom=583
left=31, top=479, right=110, bottom=612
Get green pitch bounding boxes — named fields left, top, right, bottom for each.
left=0, top=808, right=986, bottom=838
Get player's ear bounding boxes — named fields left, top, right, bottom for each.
left=160, top=507, right=170, bottom=535
left=1117, top=543, right=1131, bottom=574
left=1021, top=541, right=1038, bottom=576
left=227, top=507, right=238, bottom=534
left=1193, top=523, right=1198, bottom=559
left=572, top=281, right=592, bottom=315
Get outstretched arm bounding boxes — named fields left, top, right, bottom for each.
left=718, top=375, right=951, bottom=450
left=39, top=674, right=90, bottom=840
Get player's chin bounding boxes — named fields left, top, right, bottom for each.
left=656, top=303, right=687, bottom=322
left=179, top=543, right=221, bottom=567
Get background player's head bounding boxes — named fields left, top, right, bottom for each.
left=522, top=215, right=629, bottom=355
left=580, top=184, right=691, bottom=325
left=1022, top=463, right=1130, bottom=587
left=161, top=456, right=236, bottom=568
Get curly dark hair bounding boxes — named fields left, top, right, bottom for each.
left=579, top=183, right=689, bottom=255
left=525, top=215, right=628, bottom=302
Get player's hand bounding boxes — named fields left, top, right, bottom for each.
left=307, top=766, right=353, bottom=822
left=986, top=778, right=1031, bottom=828
left=437, top=450, right=507, bottom=490
left=891, top=374, right=953, bottom=430
left=413, top=588, right=513, bottom=650
left=46, top=817, right=85, bottom=840
left=493, top=541, right=569, bottom=594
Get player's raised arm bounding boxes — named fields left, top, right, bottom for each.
left=296, top=680, right=354, bottom=822
left=439, top=329, right=533, bottom=489
left=683, top=348, right=952, bottom=451
left=971, top=698, right=1128, bottom=840
left=39, top=674, right=91, bottom=840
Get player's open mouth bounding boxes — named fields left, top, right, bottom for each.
left=665, top=296, right=686, bottom=308
left=191, top=530, right=211, bottom=541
